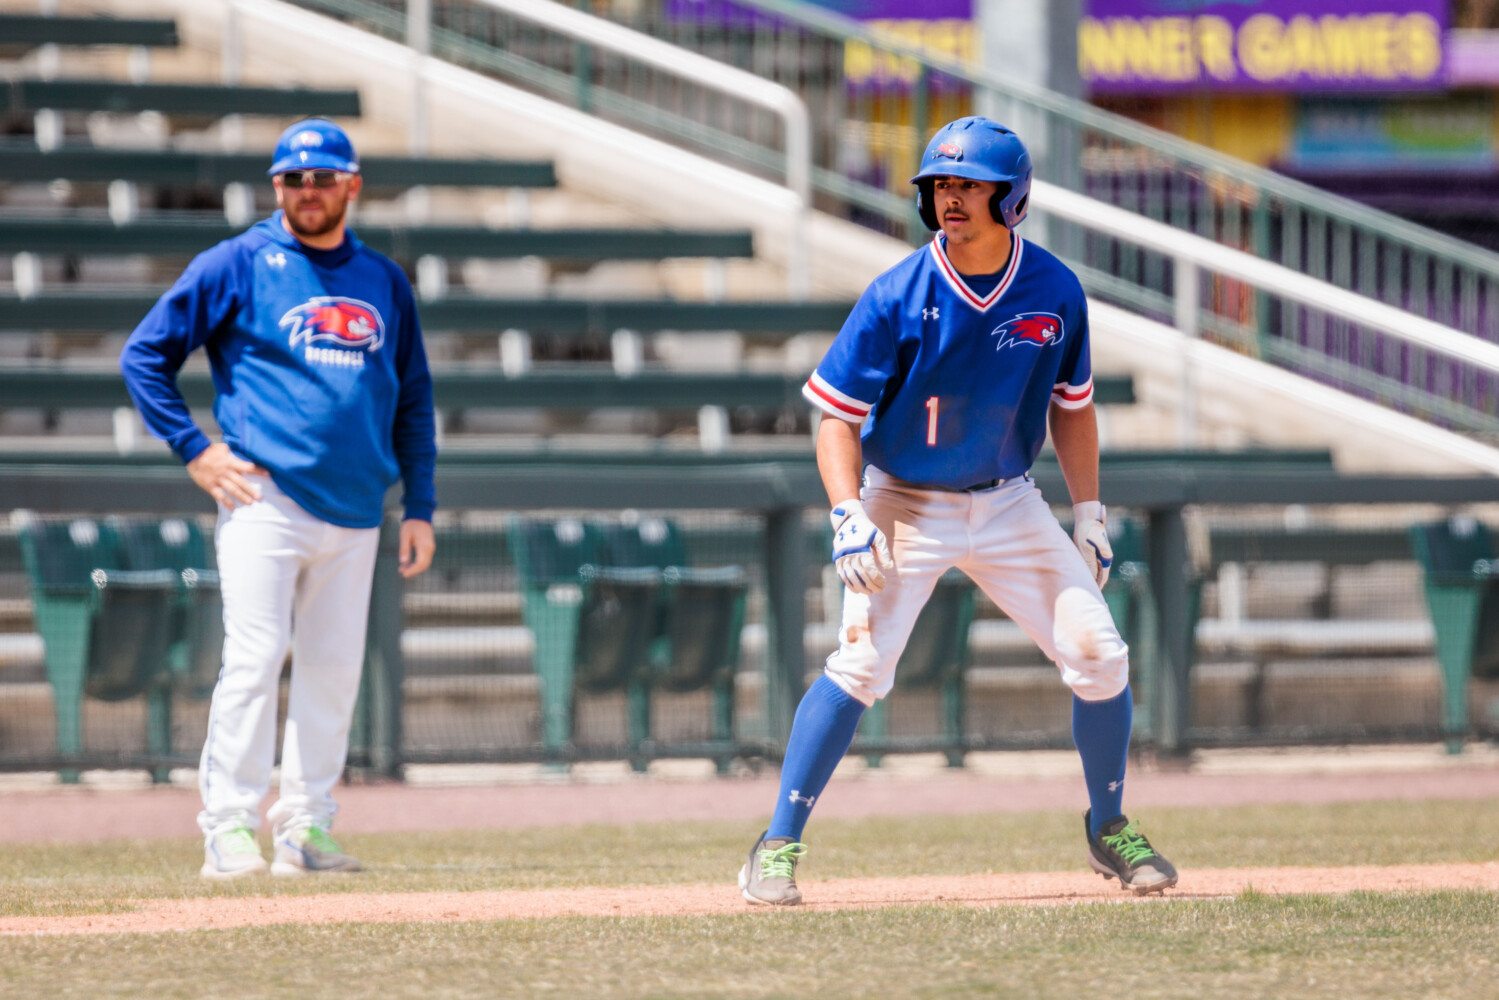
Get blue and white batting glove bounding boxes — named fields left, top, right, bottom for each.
left=1072, top=500, right=1113, bottom=589
left=830, top=499, right=894, bottom=595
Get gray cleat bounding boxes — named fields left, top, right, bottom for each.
left=200, top=825, right=268, bottom=880
left=270, top=824, right=363, bottom=877
left=738, top=831, right=808, bottom=906
left=1084, top=809, right=1178, bottom=895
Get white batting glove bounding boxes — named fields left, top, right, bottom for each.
left=830, top=499, right=894, bottom=595
left=1072, top=501, right=1113, bottom=589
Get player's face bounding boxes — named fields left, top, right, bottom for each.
left=932, top=176, right=1000, bottom=244
left=273, top=171, right=362, bottom=238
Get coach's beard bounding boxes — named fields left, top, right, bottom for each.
left=285, top=200, right=348, bottom=239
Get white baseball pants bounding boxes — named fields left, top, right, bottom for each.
left=824, top=466, right=1129, bottom=706
left=197, top=478, right=380, bottom=840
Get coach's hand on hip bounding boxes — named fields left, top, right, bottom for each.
left=831, top=500, right=894, bottom=595
left=187, top=442, right=266, bottom=508
left=399, top=519, right=436, bottom=578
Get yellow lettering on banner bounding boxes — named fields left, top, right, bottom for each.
left=1238, top=14, right=1288, bottom=82
left=1286, top=15, right=1327, bottom=78
left=1363, top=13, right=1396, bottom=79
left=1320, top=15, right=1360, bottom=77
left=1120, top=20, right=1161, bottom=80
left=1401, top=13, right=1442, bottom=79
left=1078, top=18, right=1125, bottom=79
left=1157, top=17, right=1194, bottom=81
left=1198, top=16, right=1237, bottom=81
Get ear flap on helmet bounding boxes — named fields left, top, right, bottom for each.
left=988, top=182, right=1012, bottom=227
left=916, top=179, right=939, bottom=231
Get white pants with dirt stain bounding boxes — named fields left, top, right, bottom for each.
left=197, top=478, right=379, bottom=840
left=824, top=466, right=1128, bottom=706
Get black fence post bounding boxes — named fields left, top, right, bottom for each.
left=1148, top=504, right=1192, bottom=754
left=763, top=506, right=807, bottom=748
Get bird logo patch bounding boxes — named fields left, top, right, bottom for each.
left=991, top=312, right=1063, bottom=351
left=935, top=142, right=963, bottom=160
left=281, top=296, right=386, bottom=352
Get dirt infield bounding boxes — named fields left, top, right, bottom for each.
left=4, top=863, right=1498, bottom=936
left=7, top=750, right=1499, bottom=844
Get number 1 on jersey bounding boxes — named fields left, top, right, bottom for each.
left=925, top=396, right=939, bottom=446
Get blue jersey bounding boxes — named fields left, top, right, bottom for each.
left=120, top=212, right=437, bottom=529
left=802, top=234, right=1093, bottom=489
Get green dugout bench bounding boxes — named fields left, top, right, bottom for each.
left=0, top=14, right=179, bottom=49
left=0, top=217, right=753, bottom=261
left=1, top=79, right=361, bottom=118
left=0, top=144, right=556, bottom=190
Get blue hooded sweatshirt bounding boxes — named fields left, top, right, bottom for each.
left=120, top=212, right=436, bottom=529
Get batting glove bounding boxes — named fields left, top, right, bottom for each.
left=830, top=499, right=894, bottom=595
left=1072, top=501, right=1113, bottom=589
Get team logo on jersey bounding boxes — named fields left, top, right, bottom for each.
left=935, top=142, right=963, bottom=160
left=280, top=296, right=385, bottom=352
left=991, top=312, right=1064, bottom=351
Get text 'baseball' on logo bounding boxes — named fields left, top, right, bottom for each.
left=990, top=311, right=1064, bottom=351
left=280, top=296, right=386, bottom=353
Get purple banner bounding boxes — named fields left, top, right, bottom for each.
left=665, top=0, right=970, bottom=21
left=1081, top=0, right=1449, bottom=93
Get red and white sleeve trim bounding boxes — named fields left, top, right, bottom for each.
left=1050, top=377, right=1093, bottom=410
left=803, top=372, right=873, bottom=422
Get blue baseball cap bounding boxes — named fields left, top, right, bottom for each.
left=267, top=119, right=359, bottom=177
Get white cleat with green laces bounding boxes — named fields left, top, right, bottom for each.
left=271, top=824, right=363, bottom=876
left=201, top=826, right=269, bottom=880
left=739, top=832, right=808, bottom=906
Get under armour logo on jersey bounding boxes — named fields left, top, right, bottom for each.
left=264, top=252, right=286, bottom=269
left=922, top=307, right=940, bottom=321
left=991, top=311, right=1064, bottom=351
left=788, top=789, right=815, bottom=807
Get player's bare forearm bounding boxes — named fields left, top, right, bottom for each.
left=1048, top=401, right=1100, bottom=504
left=816, top=416, right=865, bottom=506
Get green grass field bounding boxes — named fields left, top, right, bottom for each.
left=3, top=800, right=1496, bottom=999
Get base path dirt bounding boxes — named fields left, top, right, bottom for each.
left=4, top=863, right=1498, bottom=937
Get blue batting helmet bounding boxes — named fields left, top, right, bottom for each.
left=910, top=116, right=1032, bottom=231
left=267, top=119, right=359, bottom=177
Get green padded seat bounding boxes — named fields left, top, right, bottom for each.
left=18, top=518, right=178, bottom=780
left=110, top=517, right=222, bottom=698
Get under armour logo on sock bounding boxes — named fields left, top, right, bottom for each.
left=788, top=789, right=815, bottom=807
left=1107, top=779, right=1124, bottom=793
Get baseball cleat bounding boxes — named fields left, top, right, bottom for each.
left=270, top=824, right=363, bottom=876
left=739, top=831, right=808, bottom=906
left=1084, top=809, right=1178, bottom=896
left=200, top=825, right=268, bottom=880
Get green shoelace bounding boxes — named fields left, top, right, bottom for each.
left=1102, top=822, right=1156, bottom=865
left=302, top=826, right=342, bottom=853
left=759, top=841, right=808, bottom=880
left=222, top=826, right=259, bottom=855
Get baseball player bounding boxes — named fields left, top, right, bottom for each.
left=120, top=119, right=437, bottom=879
left=739, top=117, right=1176, bottom=905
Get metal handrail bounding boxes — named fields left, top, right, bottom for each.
left=410, top=0, right=813, bottom=298
left=1035, top=181, right=1499, bottom=378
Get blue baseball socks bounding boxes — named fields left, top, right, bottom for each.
left=1072, top=684, right=1133, bottom=836
left=766, top=675, right=867, bottom=842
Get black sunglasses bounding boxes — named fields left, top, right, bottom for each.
left=279, top=169, right=350, bottom=189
